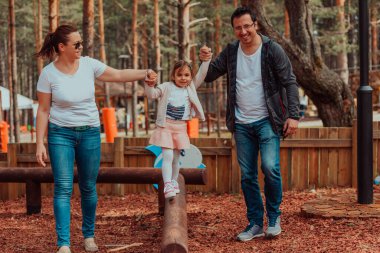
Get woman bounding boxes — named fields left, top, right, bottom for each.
left=35, top=24, right=156, bottom=253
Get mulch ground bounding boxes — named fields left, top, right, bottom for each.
left=1, top=187, right=380, bottom=253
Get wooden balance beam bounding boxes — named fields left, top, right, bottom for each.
left=161, top=174, right=188, bottom=253
left=0, top=166, right=207, bottom=214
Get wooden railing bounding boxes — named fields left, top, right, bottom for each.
left=1, top=121, right=380, bottom=200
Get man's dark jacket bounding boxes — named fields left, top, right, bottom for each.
left=204, top=35, right=300, bottom=136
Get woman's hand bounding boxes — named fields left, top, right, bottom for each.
left=145, top=69, right=158, bottom=87
left=36, top=143, right=48, bottom=167
left=199, top=45, right=212, bottom=61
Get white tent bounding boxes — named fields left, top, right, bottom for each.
left=0, top=86, right=35, bottom=110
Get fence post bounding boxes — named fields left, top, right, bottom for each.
left=352, top=120, right=358, bottom=188
left=112, top=137, right=125, bottom=196
left=7, top=143, right=19, bottom=200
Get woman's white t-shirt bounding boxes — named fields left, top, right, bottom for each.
left=37, top=56, right=107, bottom=127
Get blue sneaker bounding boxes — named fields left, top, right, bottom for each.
left=265, top=217, right=281, bottom=238
left=237, top=223, right=264, bottom=241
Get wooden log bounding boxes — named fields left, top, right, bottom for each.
left=0, top=167, right=207, bottom=185
left=161, top=174, right=188, bottom=253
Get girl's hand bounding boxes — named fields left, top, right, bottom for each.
left=199, top=45, right=212, bottom=61
left=145, top=69, right=157, bottom=87
left=36, top=143, right=48, bottom=167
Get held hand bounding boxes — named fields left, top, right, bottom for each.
left=36, top=143, right=47, bottom=167
left=145, top=69, right=157, bottom=87
left=199, top=45, right=212, bottom=61
left=283, top=118, right=299, bottom=137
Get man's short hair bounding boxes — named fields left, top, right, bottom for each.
left=230, top=6, right=257, bottom=27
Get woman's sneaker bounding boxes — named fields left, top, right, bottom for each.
left=164, top=182, right=176, bottom=199
left=171, top=179, right=180, bottom=194
left=57, top=246, right=71, bottom=253
left=84, top=238, right=99, bottom=252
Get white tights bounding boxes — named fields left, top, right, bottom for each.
left=161, top=148, right=181, bottom=183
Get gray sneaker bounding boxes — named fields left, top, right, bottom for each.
left=237, top=223, right=264, bottom=241
left=265, top=217, right=281, bottom=238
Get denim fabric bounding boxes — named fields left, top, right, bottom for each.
left=234, top=117, right=282, bottom=227
left=48, top=122, right=101, bottom=247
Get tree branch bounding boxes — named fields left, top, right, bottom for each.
left=187, top=17, right=208, bottom=28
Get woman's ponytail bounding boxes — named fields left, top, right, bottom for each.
left=35, top=32, right=56, bottom=59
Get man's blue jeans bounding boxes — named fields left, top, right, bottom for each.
left=48, top=122, right=101, bottom=247
left=234, top=118, right=282, bottom=227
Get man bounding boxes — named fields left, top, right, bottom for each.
left=200, top=7, right=300, bottom=240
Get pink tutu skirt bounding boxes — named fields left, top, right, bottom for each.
left=149, top=119, right=190, bottom=149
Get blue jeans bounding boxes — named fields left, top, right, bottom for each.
left=234, top=118, right=282, bottom=227
left=48, top=123, right=101, bottom=247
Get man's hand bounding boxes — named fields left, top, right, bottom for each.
left=199, top=45, right=212, bottom=61
left=145, top=69, right=157, bottom=87
left=283, top=118, right=299, bottom=137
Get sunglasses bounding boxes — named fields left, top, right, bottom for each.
left=73, top=41, right=83, bottom=50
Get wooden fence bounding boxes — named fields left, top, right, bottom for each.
left=1, top=122, right=380, bottom=200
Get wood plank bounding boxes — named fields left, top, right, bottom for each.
left=290, top=130, right=301, bottom=190
left=337, top=128, right=352, bottom=187
left=279, top=147, right=289, bottom=191
left=216, top=153, right=231, bottom=193
left=373, top=122, right=379, bottom=180
left=308, top=128, right=320, bottom=189
left=112, top=137, right=125, bottom=195
left=352, top=120, right=358, bottom=188
left=328, top=128, right=339, bottom=186
left=280, top=139, right=351, bottom=148
left=231, top=135, right=240, bottom=193
left=319, top=128, right=329, bottom=187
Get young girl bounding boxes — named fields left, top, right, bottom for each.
left=145, top=47, right=212, bottom=199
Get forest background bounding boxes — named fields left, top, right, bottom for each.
left=0, top=0, right=379, bottom=141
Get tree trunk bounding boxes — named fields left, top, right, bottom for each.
left=371, top=2, right=378, bottom=67
left=241, top=0, right=354, bottom=126
left=233, top=0, right=239, bottom=8
left=131, top=0, right=139, bottom=137
left=154, top=0, right=161, bottom=79
left=34, top=0, right=43, bottom=75
left=9, top=0, right=20, bottom=142
left=336, top=0, right=349, bottom=84
left=284, top=7, right=290, bottom=39
left=214, top=0, right=222, bottom=137
left=83, top=0, right=94, bottom=57
left=0, top=39, right=6, bottom=88
left=177, top=1, right=185, bottom=60
left=347, top=0, right=358, bottom=71
left=7, top=28, right=14, bottom=142
left=98, top=0, right=110, bottom=107
left=141, top=4, right=149, bottom=135
left=48, top=0, right=58, bottom=32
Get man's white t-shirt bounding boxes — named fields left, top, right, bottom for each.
left=166, top=84, right=191, bottom=120
left=37, top=56, right=107, bottom=127
left=235, top=43, right=269, bottom=124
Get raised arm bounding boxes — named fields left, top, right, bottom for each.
left=203, top=46, right=228, bottom=83
left=193, top=59, right=211, bottom=89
